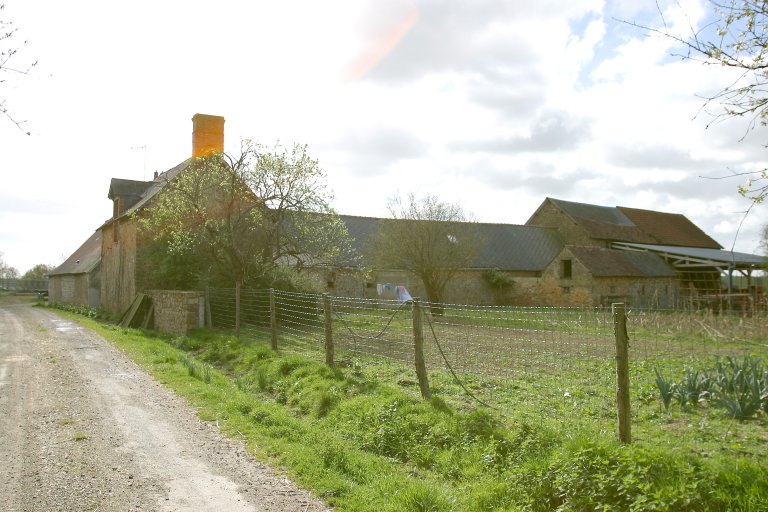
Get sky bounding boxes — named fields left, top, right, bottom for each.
left=1, top=0, right=767, bottom=275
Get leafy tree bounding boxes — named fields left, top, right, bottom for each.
left=0, top=251, right=19, bottom=279
left=366, top=193, right=481, bottom=314
left=19, top=263, right=52, bottom=290
left=635, top=1, right=768, bottom=203
left=138, top=140, right=351, bottom=291
left=1, top=3, right=36, bottom=133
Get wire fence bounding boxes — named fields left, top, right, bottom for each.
left=207, top=287, right=768, bottom=441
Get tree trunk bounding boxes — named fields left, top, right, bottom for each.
left=423, top=280, right=445, bottom=316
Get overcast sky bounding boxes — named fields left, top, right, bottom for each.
left=1, top=0, right=766, bottom=274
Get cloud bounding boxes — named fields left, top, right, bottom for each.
left=329, top=126, right=427, bottom=177
left=357, top=0, right=601, bottom=82
left=452, top=111, right=591, bottom=154
left=606, top=145, right=700, bottom=170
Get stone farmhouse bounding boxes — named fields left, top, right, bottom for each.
left=48, top=114, right=766, bottom=315
left=330, top=200, right=765, bottom=308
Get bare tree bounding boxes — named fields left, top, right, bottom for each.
left=366, top=193, right=481, bottom=314
left=0, top=251, right=19, bottom=279
left=1, top=3, right=36, bottom=133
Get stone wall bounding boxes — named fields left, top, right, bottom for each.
left=49, top=272, right=101, bottom=309
left=527, top=201, right=601, bottom=247
left=50, top=275, right=85, bottom=305
left=147, top=290, right=205, bottom=335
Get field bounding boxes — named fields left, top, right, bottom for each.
left=54, top=294, right=768, bottom=511
left=214, top=290, right=768, bottom=459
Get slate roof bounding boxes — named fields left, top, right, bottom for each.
left=49, top=230, right=102, bottom=276
left=122, top=159, right=192, bottom=218
left=108, top=178, right=153, bottom=201
left=340, top=215, right=563, bottom=272
left=569, top=246, right=677, bottom=278
left=101, top=159, right=192, bottom=228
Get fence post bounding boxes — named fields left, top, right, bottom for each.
left=205, top=286, right=213, bottom=328
left=269, top=288, right=278, bottom=350
left=323, top=293, right=334, bottom=367
left=613, top=303, right=631, bottom=444
left=235, top=280, right=241, bottom=336
left=412, top=298, right=432, bottom=399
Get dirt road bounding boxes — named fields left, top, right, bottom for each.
left=0, top=298, right=330, bottom=512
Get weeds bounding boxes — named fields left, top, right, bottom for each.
left=181, top=354, right=212, bottom=384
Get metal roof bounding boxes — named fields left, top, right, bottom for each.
left=612, top=242, right=766, bottom=270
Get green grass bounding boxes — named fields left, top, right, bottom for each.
left=58, top=310, right=768, bottom=511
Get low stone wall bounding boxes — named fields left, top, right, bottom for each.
left=146, top=290, right=205, bottom=335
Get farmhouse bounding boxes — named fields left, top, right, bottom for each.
left=327, top=213, right=676, bottom=307
left=52, top=113, right=766, bottom=316
left=100, top=114, right=225, bottom=314
left=328, top=198, right=764, bottom=308
left=527, top=198, right=766, bottom=308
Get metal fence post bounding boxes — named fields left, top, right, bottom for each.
left=269, top=288, right=278, bottom=350
left=412, top=298, right=432, bottom=399
left=323, top=293, right=334, bottom=367
left=613, top=303, right=631, bottom=444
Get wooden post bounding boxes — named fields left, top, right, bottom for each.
left=613, top=303, right=631, bottom=444
left=205, top=286, right=213, bottom=328
left=235, top=280, right=241, bottom=336
left=269, top=288, right=278, bottom=350
left=323, top=293, right=334, bottom=367
left=412, top=298, right=431, bottom=399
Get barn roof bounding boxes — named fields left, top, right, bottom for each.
left=569, top=246, right=677, bottom=277
left=535, top=197, right=721, bottom=248
left=49, top=230, right=102, bottom=276
left=340, top=215, right=563, bottom=272
left=617, top=207, right=721, bottom=249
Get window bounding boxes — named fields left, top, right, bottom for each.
left=561, top=259, right=572, bottom=279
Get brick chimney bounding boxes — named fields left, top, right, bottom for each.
left=192, top=113, right=225, bottom=158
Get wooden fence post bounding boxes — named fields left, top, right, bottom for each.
left=412, top=298, right=431, bottom=399
left=205, top=286, right=213, bottom=328
left=323, top=293, right=334, bottom=367
left=613, top=303, right=631, bottom=444
left=235, top=280, right=241, bottom=336
left=269, top=288, right=278, bottom=350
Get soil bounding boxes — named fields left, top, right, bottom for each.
left=0, top=296, right=331, bottom=512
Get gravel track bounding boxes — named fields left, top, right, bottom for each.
left=0, top=298, right=331, bottom=512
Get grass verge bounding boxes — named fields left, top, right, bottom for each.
left=62, top=312, right=767, bottom=511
